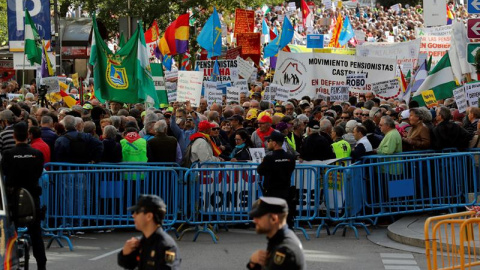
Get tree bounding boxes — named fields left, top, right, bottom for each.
left=0, top=1, right=8, bottom=46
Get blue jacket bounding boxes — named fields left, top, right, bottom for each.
left=54, top=130, right=104, bottom=163
left=41, top=127, right=58, bottom=153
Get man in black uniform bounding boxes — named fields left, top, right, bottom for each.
left=257, top=131, right=296, bottom=228
left=2, top=122, right=46, bottom=270
left=247, top=197, right=305, bottom=270
left=118, top=194, right=181, bottom=269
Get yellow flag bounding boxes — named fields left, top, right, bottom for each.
left=421, top=90, right=438, bottom=108
left=72, top=73, right=79, bottom=88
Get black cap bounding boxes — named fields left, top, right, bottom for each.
left=227, top=114, right=244, bottom=123
left=128, top=194, right=167, bottom=214
left=249, top=197, right=288, bottom=218
left=252, top=92, right=262, bottom=98
left=264, top=131, right=285, bottom=143
left=307, top=120, right=320, bottom=129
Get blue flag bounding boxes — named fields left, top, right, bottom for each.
left=163, top=55, right=172, bottom=71
left=264, top=17, right=294, bottom=58
left=262, top=19, right=270, bottom=42
left=338, top=16, right=354, bottom=46
left=211, top=59, right=220, bottom=82
left=197, top=7, right=222, bottom=58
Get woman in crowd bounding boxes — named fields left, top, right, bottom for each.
left=229, top=130, right=253, bottom=162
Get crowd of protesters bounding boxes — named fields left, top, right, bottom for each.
left=0, top=72, right=477, bottom=167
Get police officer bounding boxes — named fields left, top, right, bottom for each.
left=247, top=197, right=305, bottom=270
left=118, top=195, right=181, bottom=269
left=1, top=122, right=46, bottom=270
left=257, top=131, right=296, bottom=229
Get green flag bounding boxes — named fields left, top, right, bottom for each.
left=426, top=55, right=432, bottom=71
left=151, top=63, right=169, bottom=106
left=89, top=17, right=159, bottom=107
left=24, top=9, right=42, bottom=65
left=412, top=52, right=456, bottom=106
left=119, top=32, right=126, bottom=48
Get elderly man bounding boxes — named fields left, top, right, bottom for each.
left=433, top=106, right=471, bottom=150
left=147, top=120, right=181, bottom=164
left=402, top=108, right=430, bottom=151
left=301, top=120, right=335, bottom=161
left=189, top=120, right=223, bottom=163
left=251, top=115, right=275, bottom=154
left=376, top=116, right=402, bottom=155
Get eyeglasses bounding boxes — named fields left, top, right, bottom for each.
left=243, top=107, right=249, bottom=109
left=354, top=113, right=362, bottom=116
left=212, top=127, right=220, bottom=131
left=186, top=119, right=193, bottom=122
left=362, top=114, right=369, bottom=116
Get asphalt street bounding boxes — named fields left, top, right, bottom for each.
left=27, top=225, right=428, bottom=270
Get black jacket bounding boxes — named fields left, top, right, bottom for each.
left=301, top=133, right=335, bottom=161
left=102, top=138, right=122, bottom=163
left=247, top=226, right=305, bottom=270
left=257, top=149, right=295, bottom=191
left=432, top=121, right=472, bottom=150
left=118, top=227, right=181, bottom=270
left=147, top=133, right=178, bottom=163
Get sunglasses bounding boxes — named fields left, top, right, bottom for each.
left=212, top=127, right=220, bottom=130
left=362, top=114, right=369, bottom=116
left=186, top=118, right=193, bottom=122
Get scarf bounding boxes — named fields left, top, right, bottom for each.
left=190, top=132, right=222, bottom=157
left=256, top=127, right=274, bottom=147
left=230, top=143, right=246, bottom=159
left=125, top=132, right=141, bottom=143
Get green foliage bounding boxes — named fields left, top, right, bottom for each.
left=0, top=1, right=8, bottom=46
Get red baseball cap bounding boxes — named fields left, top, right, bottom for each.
left=258, top=115, right=272, bottom=124
left=198, top=120, right=215, bottom=132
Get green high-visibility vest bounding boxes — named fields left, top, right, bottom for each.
left=286, top=133, right=296, bottom=151
left=331, top=140, right=351, bottom=159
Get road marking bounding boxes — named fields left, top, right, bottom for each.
left=381, top=253, right=420, bottom=270
left=89, top=248, right=122, bottom=261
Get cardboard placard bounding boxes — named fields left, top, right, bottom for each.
left=204, top=81, right=223, bottom=107
left=41, top=77, right=60, bottom=93
left=271, top=83, right=289, bottom=102
left=421, top=90, right=438, bottom=108
left=166, top=82, right=177, bottom=102
left=330, top=86, right=349, bottom=102
left=453, top=86, right=467, bottom=113
left=371, top=79, right=401, bottom=100
left=233, top=79, right=249, bottom=93
left=226, top=86, right=241, bottom=103
left=250, top=148, right=266, bottom=163
left=177, top=71, right=203, bottom=106
left=234, top=9, right=255, bottom=35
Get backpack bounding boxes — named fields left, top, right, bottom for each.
left=181, top=137, right=206, bottom=168
left=65, top=133, right=90, bottom=163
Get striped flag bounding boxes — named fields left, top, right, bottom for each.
left=24, top=9, right=42, bottom=65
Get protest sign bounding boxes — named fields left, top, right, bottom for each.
left=329, top=86, right=349, bottom=102
left=346, top=73, right=366, bottom=88
left=263, top=86, right=277, bottom=103
left=273, top=51, right=396, bottom=99
left=234, top=9, right=255, bottom=35
left=166, top=82, right=177, bottom=103
left=272, top=83, right=290, bottom=102
left=453, top=86, right=468, bottom=113
left=165, top=69, right=178, bottom=81
left=250, top=148, right=266, bottom=163
left=41, top=77, right=60, bottom=93
left=226, top=47, right=242, bottom=59
left=196, top=59, right=239, bottom=83
left=421, top=90, right=438, bottom=108
left=233, top=79, right=249, bottom=93
left=7, top=94, right=23, bottom=101
left=177, top=71, right=203, bottom=106
left=237, top=33, right=261, bottom=66
left=226, top=87, right=241, bottom=103
left=423, top=0, right=447, bottom=27
left=356, top=39, right=421, bottom=74
left=236, top=56, right=256, bottom=80
left=371, top=79, right=401, bottom=100
left=415, top=25, right=452, bottom=66
left=465, top=82, right=480, bottom=107
left=204, top=81, right=223, bottom=107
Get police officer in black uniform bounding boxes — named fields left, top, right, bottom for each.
left=118, top=195, right=181, bottom=269
left=257, top=131, right=296, bottom=228
left=2, top=122, right=47, bottom=270
left=247, top=197, right=305, bottom=270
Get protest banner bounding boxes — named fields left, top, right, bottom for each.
left=263, top=86, right=277, bottom=103
left=166, top=82, right=177, bottom=103
left=371, top=79, right=401, bottom=100
left=233, top=79, right=249, bottom=93
left=226, top=86, right=241, bottom=103
left=165, top=69, right=178, bottom=81
left=7, top=94, right=23, bottom=101
left=237, top=33, right=261, bottom=66
left=226, top=47, right=242, bottom=59
left=41, top=77, right=60, bottom=93
left=346, top=73, right=366, bottom=88
left=272, top=51, right=396, bottom=99
left=204, top=81, right=223, bottom=107
left=234, top=9, right=255, bottom=35
left=330, top=86, right=349, bottom=102
left=453, top=86, right=468, bottom=113
left=177, top=71, right=203, bottom=106
left=196, top=59, right=239, bottom=83
left=415, top=25, right=452, bottom=66
left=356, top=39, right=421, bottom=74
left=421, top=90, right=438, bottom=108
left=465, top=82, right=480, bottom=107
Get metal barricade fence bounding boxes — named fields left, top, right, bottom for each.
left=324, top=153, right=478, bottom=238
left=424, top=211, right=476, bottom=270
left=40, top=167, right=181, bottom=250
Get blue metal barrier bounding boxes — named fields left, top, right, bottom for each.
left=40, top=167, right=181, bottom=250
left=323, top=153, right=477, bottom=238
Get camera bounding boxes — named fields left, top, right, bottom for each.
left=38, top=85, right=49, bottom=97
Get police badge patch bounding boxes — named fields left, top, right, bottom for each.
left=165, top=250, right=176, bottom=263
left=273, top=251, right=286, bottom=265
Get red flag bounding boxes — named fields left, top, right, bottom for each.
left=269, top=29, right=277, bottom=40
left=301, top=0, right=312, bottom=28
left=144, top=21, right=160, bottom=43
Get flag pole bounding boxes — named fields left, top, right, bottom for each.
left=22, top=6, right=26, bottom=88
